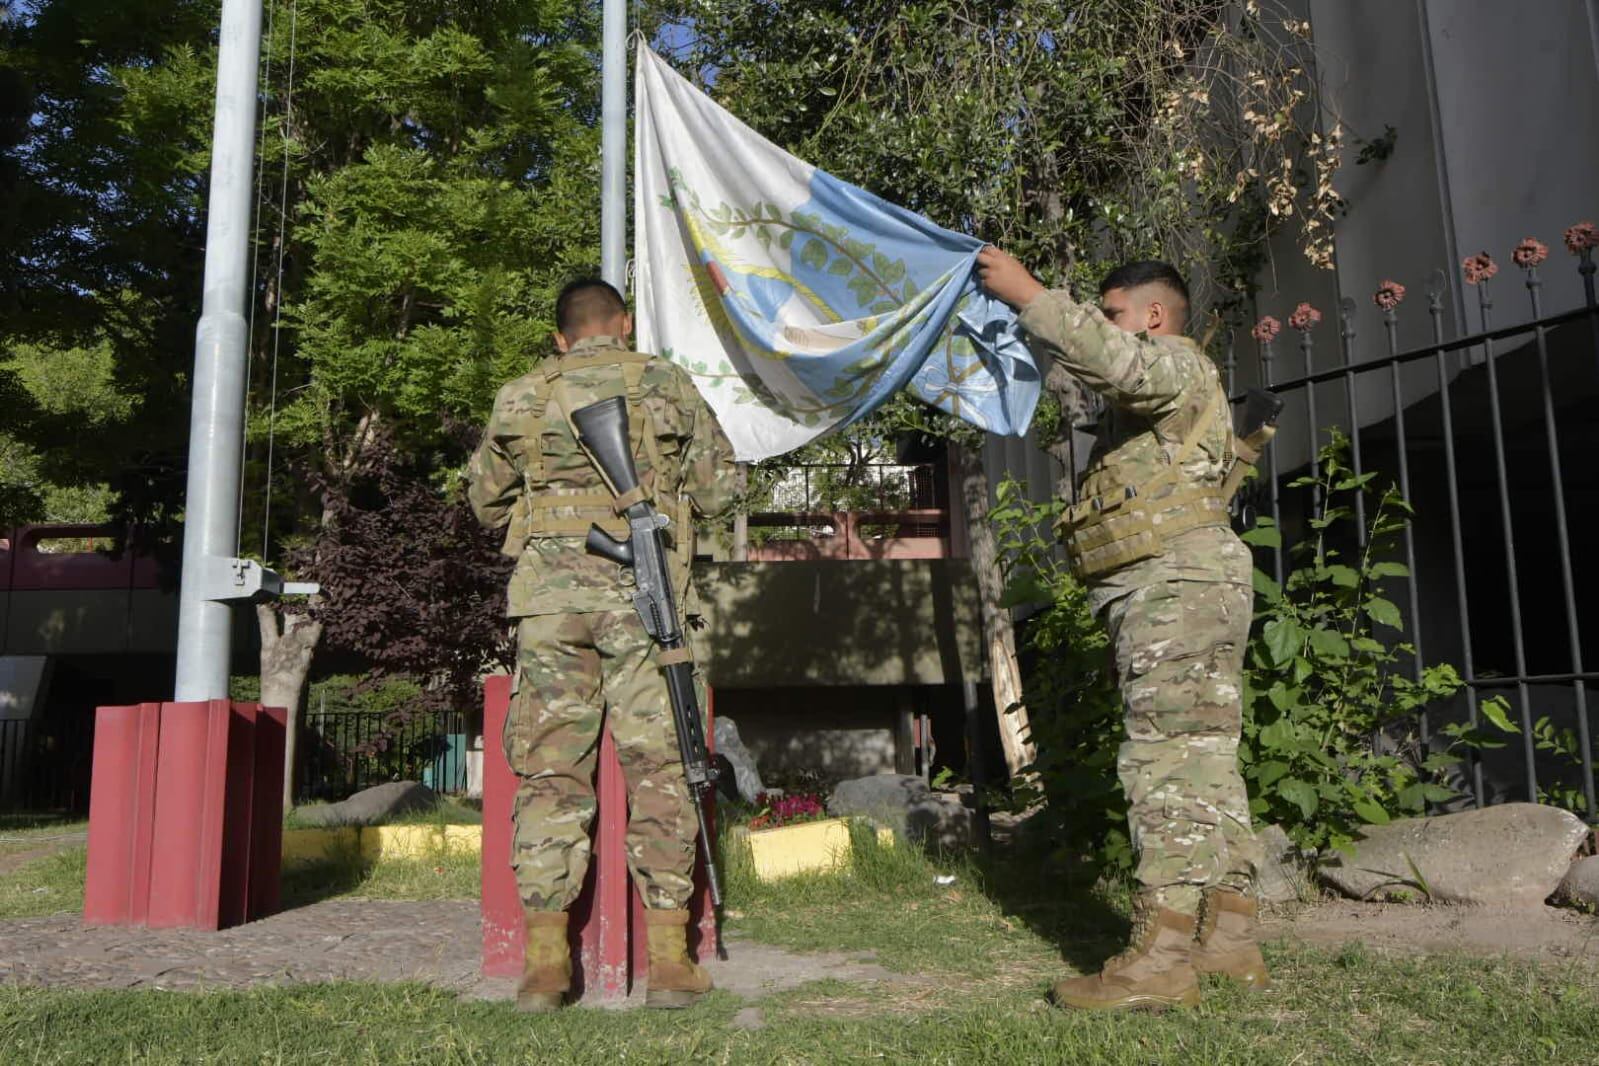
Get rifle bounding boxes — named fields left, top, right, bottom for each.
left=1221, top=387, right=1286, bottom=501
left=569, top=396, right=724, bottom=912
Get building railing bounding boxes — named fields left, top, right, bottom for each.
left=1223, top=238, right=1598, bottom=816
left=744, top=461, right=951, bottom=561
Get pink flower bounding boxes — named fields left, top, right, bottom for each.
left=1288, top=302, right=1322, bottom=331
left=1251, top=316, right=1281, bottom=343
left=1512, top=238, right=1548, bottom=269
left=1462, top=252, right=1498, bottom=285
left=1565, top=221, right=1599, bottom=255
left=1372, top=280, right=1406, bottom=311
left=749, top=791, right=826, bottom=830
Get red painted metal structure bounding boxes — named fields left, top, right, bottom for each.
left=481, top=674, right=717, bottom=997
left=0, top=525, right=164, bottom=591
left=83, top=700, right=285, bottom=929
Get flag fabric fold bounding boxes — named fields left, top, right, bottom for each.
left=633, top=43, right=1040, bottom=462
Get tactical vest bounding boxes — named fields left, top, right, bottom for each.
left=1056, top=382, right=1262, bottom=580
left=499, top=348, right=693, bottom=571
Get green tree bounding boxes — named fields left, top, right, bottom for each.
left=643, top=0, right=1340, bottom=775
left=3, top=1, right=604, bottom=807
left=234, top=1, right=602, bottom=804
left=0, top=0, right=221, bottom=528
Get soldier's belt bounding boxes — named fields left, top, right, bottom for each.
left=502, top=490, right=691, bottom=554
left=1055, top=485, right=1231, bottom=580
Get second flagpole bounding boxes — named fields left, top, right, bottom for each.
left=600, top=0, right=627, bottom=289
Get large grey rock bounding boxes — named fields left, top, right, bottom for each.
left=1255, top=824, right=1313, bottom=905
left=827, top=773, right=970, bottom=850
left=1557, top=855, right=1599, bottom=910
left=296, top=781, right=439, bottom=827
left=1318, top=803, right=1588, bottom=905
left=905, top=791, right=973, bottom=851
left=713, top=716, right=765, bottom=804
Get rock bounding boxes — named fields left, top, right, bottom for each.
left=1255, top=823, right=1312, bottom=905
left=827, top=773, right=970, bottom=850
left=1557, top=855, right=1599, bottom=910
left=1317, top=803, right=1588, bottom=905
left=713, top=716, right=765, bottom=804
left=905, top=792, right=972, bottom=851
left=295, top=781, right=440, bottom=827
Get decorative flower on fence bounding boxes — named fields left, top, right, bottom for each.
left=1372, top=280, right=1406, bottom=311
left=1288, top=302, right=1322, bottom=331
left=1462, top=252, right=1498, bottom=285
left=1512, top=238, right=1548, bottom=269
left=1251, top=316, right=1281, bottom=343
left=1566, top=221, right=1599, bottom=255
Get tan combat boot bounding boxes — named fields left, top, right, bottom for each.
left=643, top=908, right=713, bottom=1009
left=1193, top=888, right=1270, bottom=989
left=517, top=911, right=571, bottom=1013
left=1052, top=899, right=1201, bottom=1012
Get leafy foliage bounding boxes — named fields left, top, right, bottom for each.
left=988, top=479, right=1127, bottom=869
left=1240, top=431, right=1515, bottom=854
left=286, top=434, right=513, bottom=711
left=991, top=431, right=1506, bottom=868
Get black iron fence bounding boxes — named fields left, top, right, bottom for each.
left=296, top=708, right=470, bottom=804
left=1224, top=237, right=1599, bottom=817
left=0, top=712, right=95, bottom=814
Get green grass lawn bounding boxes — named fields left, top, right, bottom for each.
left=1, top=950, right=1594, bottom=1065
left=3, top=818, right=1597, bottom=1063
left=0, top=815, right=87, bottom=858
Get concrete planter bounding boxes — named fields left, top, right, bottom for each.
left=282, top=824, right=481, bottom=864
left=734, top=817, right=893, bottom=881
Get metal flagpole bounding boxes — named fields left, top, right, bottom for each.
left=175, top=0, right=313, bottom=702
left=600, top=0, right=626, bottom=289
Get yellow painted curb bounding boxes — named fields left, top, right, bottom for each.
left=282, top=824, right=482, bottom=864
left=735, top=817, right=894, bottom=881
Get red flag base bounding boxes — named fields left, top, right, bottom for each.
left=481, top=675, right=718, bottom=998
left=83, top=701, right=285, bottom=930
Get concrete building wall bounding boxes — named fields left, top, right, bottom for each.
left=1245, top=0, right=1599, bottom=474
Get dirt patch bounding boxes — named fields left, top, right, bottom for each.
left=0, top=832, right=86, bottom=877
left=0, top=899, right=915, bottom=1012
left=1268, top=899, right=1599, bottom=963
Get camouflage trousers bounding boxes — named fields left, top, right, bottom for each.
left=504, top=610, right=697, bottom=912
left=1102, top=579, right=1260, bottom=915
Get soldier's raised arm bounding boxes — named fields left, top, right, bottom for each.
left=466, top=381, right=524, bottom=530
left=976, top=246, right=1208, bottom=423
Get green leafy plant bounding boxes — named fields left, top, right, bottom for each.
left=992, top=430, right=1513, bottom=870
left=1240, top=430, right=1516, bottom=854
left=988, top=478, right=1128, bottom=873
left=1530, top=715, right=1593, bottom=815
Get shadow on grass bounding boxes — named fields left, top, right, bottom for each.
left=715, top=816, right=1131, bottom=981
left=972, top=838, right=1131, bottom=974
left=278, top=839, right=480, bottom=911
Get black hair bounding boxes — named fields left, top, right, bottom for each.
left=1098, top=260, right=1191, bottom=312
left=555, top=277, right=627, bottom=334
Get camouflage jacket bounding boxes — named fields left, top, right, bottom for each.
left=467, top=335, right=736, bottom=618
left=1017, top=290, right=1251, bottom=612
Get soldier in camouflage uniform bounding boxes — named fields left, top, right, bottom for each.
left=468, top=278, right=735, bottom=1011
left=978, top=249, right=1267, bottom=1011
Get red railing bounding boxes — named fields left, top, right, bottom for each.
left=745, top=509, right=950, bottom=561
left=0, top=525, right=163, bottom=592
